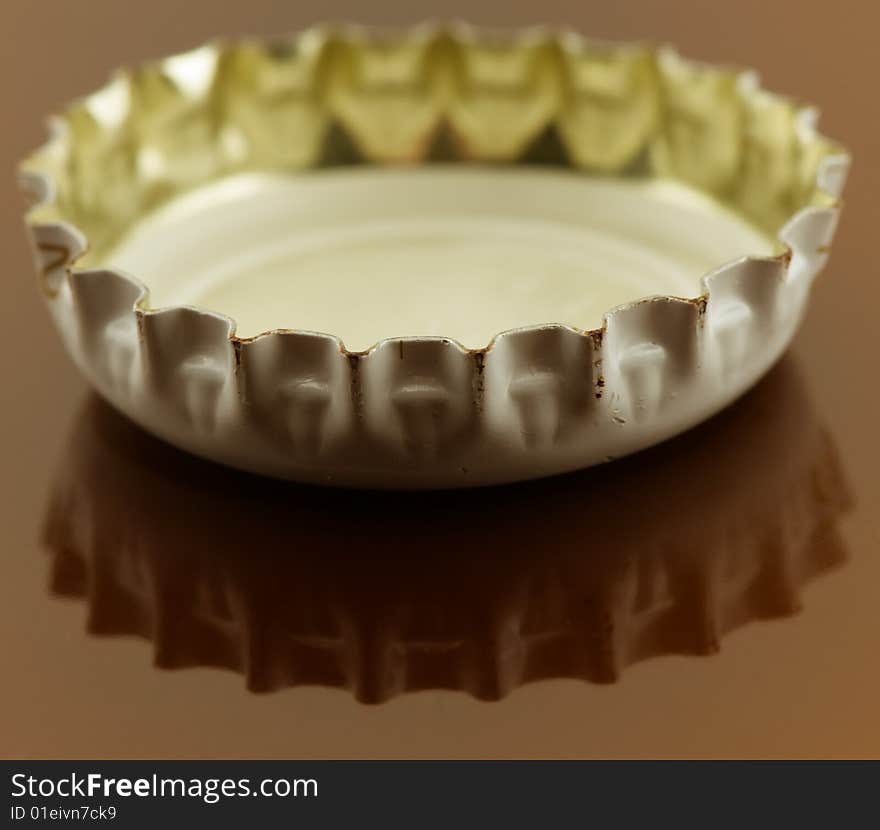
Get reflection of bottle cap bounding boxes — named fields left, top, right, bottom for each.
left=19, top=26, right=850, bottom=487
left=44, top=359, right=851, bottom=701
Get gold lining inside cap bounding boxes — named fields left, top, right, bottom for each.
left=21, top=24, right=844, bottom=265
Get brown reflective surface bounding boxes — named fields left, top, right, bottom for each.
left=2, top=0, right=879, bottom=759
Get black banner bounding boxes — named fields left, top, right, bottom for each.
left=2, top=761, right=877, bottom=827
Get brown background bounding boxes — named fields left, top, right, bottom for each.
left=0, top=0, right=878, bottom=758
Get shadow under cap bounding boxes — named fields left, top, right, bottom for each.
left=43, top=357, right=852, bottom=702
